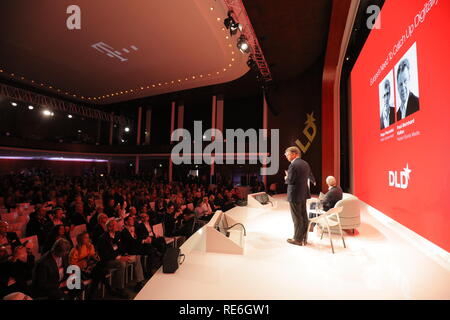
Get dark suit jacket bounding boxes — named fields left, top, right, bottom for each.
left=285, top=158, right=315, bottom=203
left=0, top=253, right=35, bottom=297
left=380, top=106, right=395, bottom=129
left=32, top=252, right=68, bottom=299
left=397, top=92, right=420, bottom=120
left=136, top=222, right=156, bottom=242
left=321, top=186, right=343, bottom=211
left=120, top=228, right=141, bottom=255
left=96, top=232, right=124, bottom=263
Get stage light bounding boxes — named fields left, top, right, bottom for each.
left=11, top=102, right=17, bottom=107
left=67, top=114, right=73, bottom=118
left=230, top=21, right=242, bottom=36
left=247, top=56, right=257, bottom=69
left=224, top=16, right=233, bottom=29
left=124, top=127, right=130, bottom=132
left=237, top=35, right=250, bottom=53
left=224, top=11, right=242, bottom=37
left=42, top=110, right=52, bottom=116
left=28, top=105, right=34, bottom=110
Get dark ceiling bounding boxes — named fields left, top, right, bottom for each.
left=0, top=0, right=334, bottom=117
left=244, top=0, right=332, bottom=83
left=114, top=0, right=333, bottom=114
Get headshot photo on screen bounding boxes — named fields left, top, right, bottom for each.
left=379, top=71, right=395, bottom=129
left=395, top=42, right=420, bottom=121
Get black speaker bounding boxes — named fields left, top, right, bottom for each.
left=162, top=247, right=185, bottom=273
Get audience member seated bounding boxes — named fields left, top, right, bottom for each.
left=195, top=196, right=214, bottom=222
left=70, top=203, right=89, bottom=226
left=32, top=238, right=74, bottom=300
left=136, top=212, right=167, bottom=256
left=25, top=206, right=52, bottom=251
left=69, top=232, right=104, bottom=299
left=0, top=245, right=35, bottom=298
left=96, top=218, right=132, bottom=299
left=91, top=213, right=108, bottom=245
left=0, top=221, right=21, bottom=251
left=88, top=206, right=104, bottom=233
left=48, top=207, right=70, bottom=227
left=43, top=224, right=73, bottom=254
left=120, top=215, right=151, bottom=284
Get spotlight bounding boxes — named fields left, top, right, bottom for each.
left=230, top=21, right=242, bottom=36
left=11, top=102, right=17, bottom=107
left=124, top=127, right=130, bottom=132
left=224, top=15, right=233, bottom=29
left=224, top=11, right=242, bottom=37
left=237, top=35, right=250, bottom=53
left=42, top=110, right=52, bottom=116
left=67, top=114, right=73, bottom=119
left=247, top=56, right=257, bottom=69
left=28, top=105, right=34, bottom=110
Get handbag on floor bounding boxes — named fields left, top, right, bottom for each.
left=162, top=247, right=185, bottom=273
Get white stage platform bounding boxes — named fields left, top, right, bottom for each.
left=135, top=194, right=450, bottom=300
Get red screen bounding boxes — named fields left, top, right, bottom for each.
left=351, top=0, right=450, bottom=251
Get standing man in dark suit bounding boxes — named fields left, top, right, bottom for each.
left=284, top=146, right=316, bottom=246
left=396, top=58, right=420, bottom=121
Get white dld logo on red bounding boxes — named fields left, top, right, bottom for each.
left=389, top=164, right=412, bottom=189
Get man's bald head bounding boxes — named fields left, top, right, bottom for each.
left=326, top=176, right=337, bottom=187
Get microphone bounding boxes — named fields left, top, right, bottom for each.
left=224, top=223, right=247, bottom=236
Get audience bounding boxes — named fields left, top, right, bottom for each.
left=0, top=169, right=248, bottom=299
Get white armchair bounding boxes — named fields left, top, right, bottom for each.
left=307, top=193, right=361, bottom=234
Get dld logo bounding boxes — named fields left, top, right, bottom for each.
left=388, top=164, right=412, bottom=189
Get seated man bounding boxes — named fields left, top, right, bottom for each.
left=320, top=176, right=343, bottom=211
left=309, top=176, right=343, bottom=219
left=120, top=215, right=151, bottom=284
left=136, top=212, right=167, bottom=256
left=32, top=238, right=73, bottom=300
left=96, top=218, right=139, bottom=298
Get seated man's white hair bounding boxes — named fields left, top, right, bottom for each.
left=326, top=176, right=337, bottom=187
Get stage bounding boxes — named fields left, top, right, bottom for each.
left=135, top=194, right=450, bottom=300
